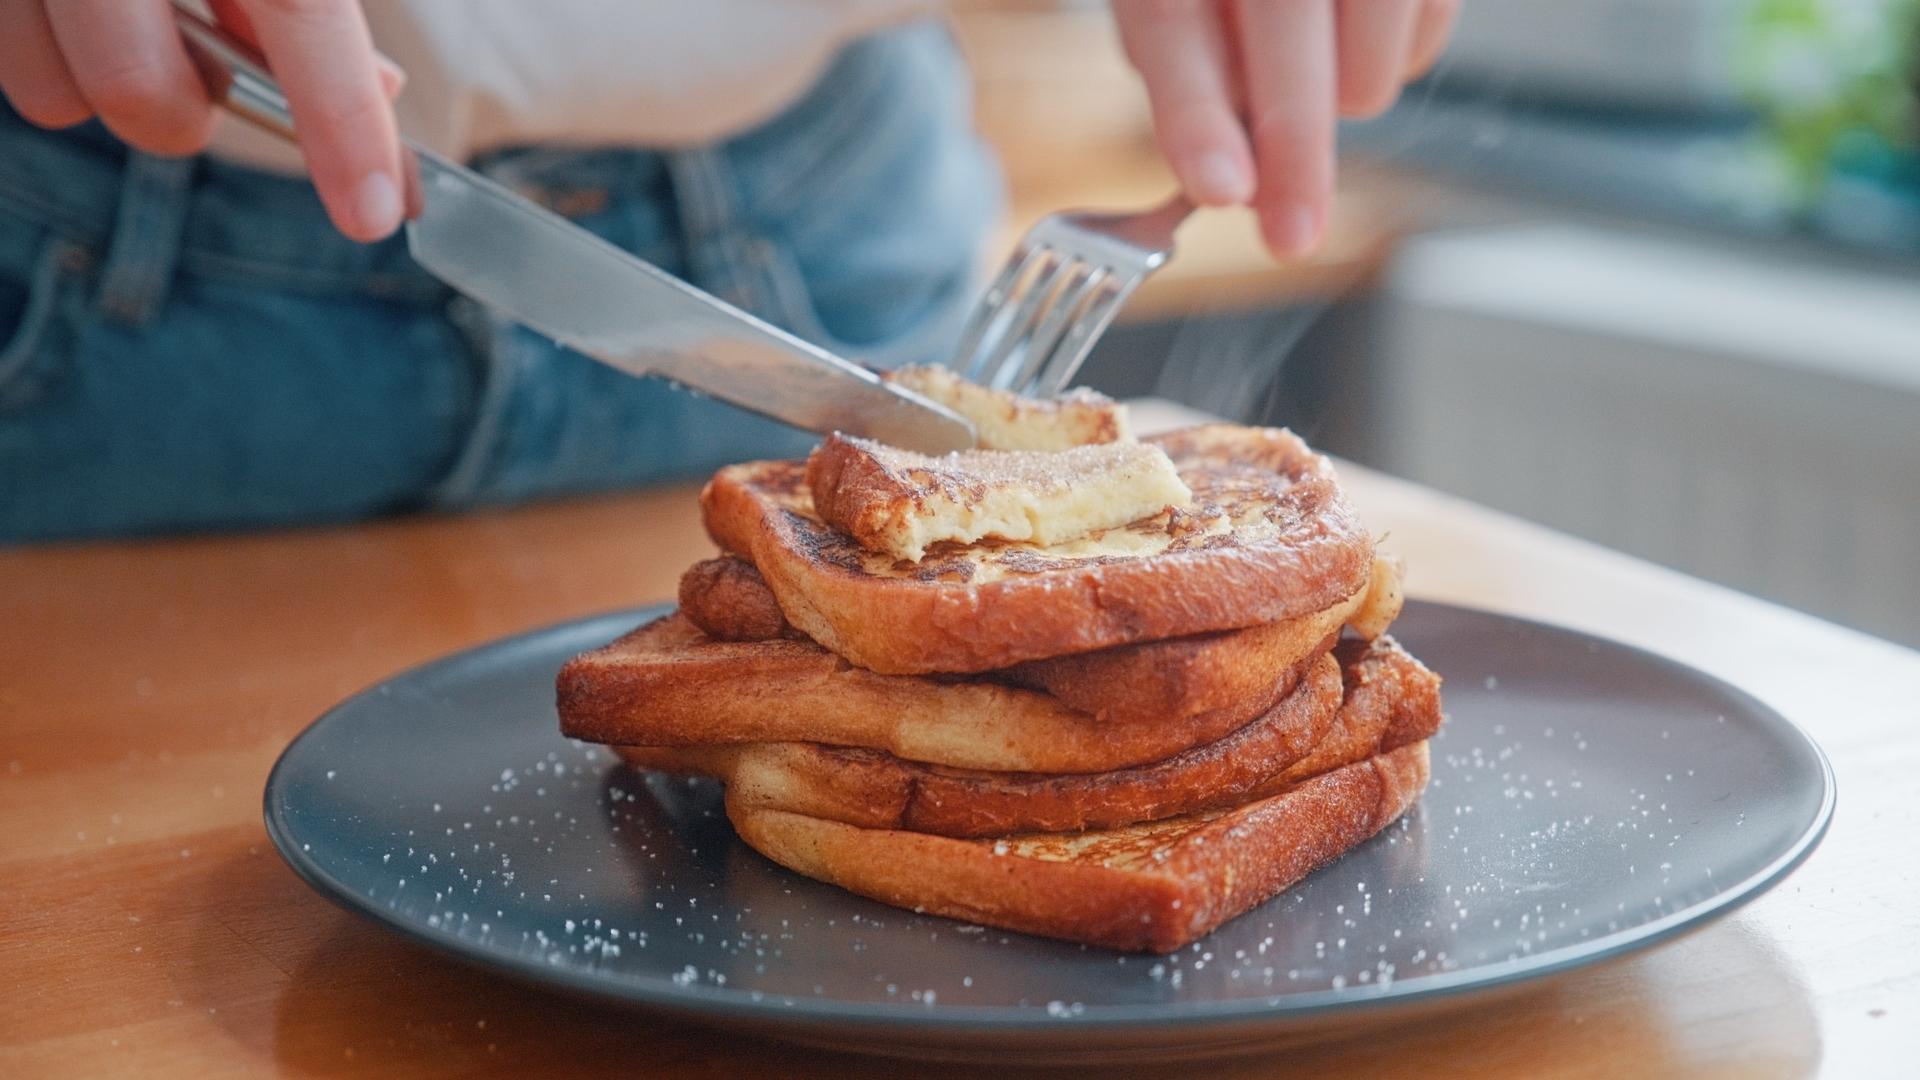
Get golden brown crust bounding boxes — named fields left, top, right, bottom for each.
left=999, top=592, right=1358, bottom=724
left=677, top=557, right=794, bottom=642
left=627, top=653, right=1338, bottom=836
left=673, top=554, right=1363, bottom=726
left=1259, top=635, right=1444, bottom=793
left=802, top=432, right=906, bottom=557
left=727, top=741, right=1431, bottom=953
left=702, top=424, right=1374, bottom=674
left=558, top=613, right=1321, bottom=773
left=617, top=635, right=1441, bottom=837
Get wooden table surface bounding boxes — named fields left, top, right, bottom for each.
left=4, top=423, right=1918, bottom=1078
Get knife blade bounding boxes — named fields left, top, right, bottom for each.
left=403, top=155, right=976, bottom=453
left=170, top=3, right=977, bottom=454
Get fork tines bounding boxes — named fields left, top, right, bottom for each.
left=954, top=243, right=1136, bottom=397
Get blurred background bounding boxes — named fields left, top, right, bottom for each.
left=953, top=0, right=1920, bottom=648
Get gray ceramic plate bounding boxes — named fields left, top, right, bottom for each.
left=265, top=601, right=1832, bottom=1064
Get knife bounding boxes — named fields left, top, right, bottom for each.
left=171, top=6, right=977, bottom=454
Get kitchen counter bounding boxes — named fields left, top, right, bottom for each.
left=2, top=422, right=1916, bottom=1077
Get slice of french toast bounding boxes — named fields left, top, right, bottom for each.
left=619, top=634, right=1441, bottom=837
left=880, top=364, right=1131, bottom=450
left=701, top=423, right=1374, bottom=675
left=620, top=653, right=1341, bottom=835
left=557, top=613, right=1331, bottom=773
left=1257, top=635, right=1444, bottom=796
left=675, top=554, right=1397, bottom=726
left=726, top=741, right=1431, bottom=953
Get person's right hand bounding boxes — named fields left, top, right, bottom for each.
left=1113, top=0, right=1459, bottom=258
left=0, top=0, right=406, bottom=242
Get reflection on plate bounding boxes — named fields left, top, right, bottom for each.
left=265, top=601, right=1832, bottom=1063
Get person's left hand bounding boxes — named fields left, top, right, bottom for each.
left=1112, top=0, right=1459, bottom=258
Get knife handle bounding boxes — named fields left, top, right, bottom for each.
left=173, top=4, right=297, bottom=142
left=171, top=1, right=425, bottom=218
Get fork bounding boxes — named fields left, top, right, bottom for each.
left=952, top=192, right=1193, bottom=397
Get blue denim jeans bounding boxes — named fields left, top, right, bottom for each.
left=0, top=23, right=1000, bottom=541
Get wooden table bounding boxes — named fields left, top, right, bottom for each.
left=4, top=418, right=1917, bottom=1078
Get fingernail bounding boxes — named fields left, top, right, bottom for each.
left=1269, top=204, right=1322, bottom=257
left=1191, top=152, right=1253, bottom=205
left=354, top=171, right=402, bottom=238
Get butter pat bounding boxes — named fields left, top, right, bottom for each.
left=883, top=365, right=1131, bottom=450
left=807, top=434, right=1193, bottom=562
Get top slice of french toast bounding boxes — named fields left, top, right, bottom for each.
left=700, top=423, right=1374, bottom=675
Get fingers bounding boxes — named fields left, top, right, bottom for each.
left=1335, top=0, right=1423, bottom=118
left=5, top=0, right=406, bottom=242
left=1406, top=0, right=1461, bottom=81
left=236, top=0, right=402, bottom=242
left=207, top=0, right=407, bottom=102
left=1113, top=0, right=1255, bottom=207
left=1233, top=0, right=1335, bottom=257
left=1126, top=0, right=1456, bottom=259
left=375, top=56, right=407, bottom=100
left=43, top=0, right=217, bottom=156
left=0, top=0, right=91, bottom=128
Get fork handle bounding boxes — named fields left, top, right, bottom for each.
left=1103, top=191, right=1194, bottom=251
left=1145, top=192, right=1196, bottom=230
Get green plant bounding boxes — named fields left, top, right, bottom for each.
left=1737, top=0, right=1920, bottom=201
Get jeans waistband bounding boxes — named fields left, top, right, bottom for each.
left=0, top=110, right=455, bottom=306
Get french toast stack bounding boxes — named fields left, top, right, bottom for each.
left=557, top=368, right=1443, bottom=953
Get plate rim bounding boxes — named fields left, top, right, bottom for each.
left=263, top=599, right=1836, bottom=1037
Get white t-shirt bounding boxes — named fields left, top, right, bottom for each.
left=210, top=0, right=937, bottom=173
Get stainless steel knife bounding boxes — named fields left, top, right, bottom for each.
left=171, top=5, right=977, bottom=454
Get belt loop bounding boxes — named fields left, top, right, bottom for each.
left=94, top=151, right=196, bottom=327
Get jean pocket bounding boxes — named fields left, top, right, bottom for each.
left=0, top=232, right=91, bottom=413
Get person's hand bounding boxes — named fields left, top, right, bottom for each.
left=0, top=0, right=406, bottom=242
left=1113, top=0, right=1458, bottom=257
